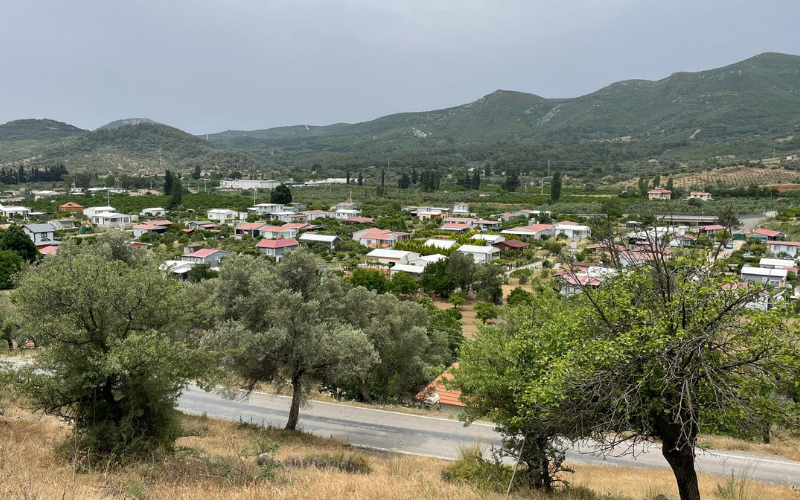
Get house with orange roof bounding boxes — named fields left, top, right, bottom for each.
left=59, top=202, right=84, bottom=213
left=415, top=365, right=464, bottom=414
left=352, top=227, right=410, bottom=249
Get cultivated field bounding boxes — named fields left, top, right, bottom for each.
left=612, top=166, right=800, bottom=190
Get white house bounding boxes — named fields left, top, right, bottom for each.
left=768, top=241, right=800, bottom=258
left=471, top=234, right=505, bottom=245
left=33, top=190, right=59, bottom=201
left=299, top=233, right=340, bottom=250
left=688, top=192, right=713, bottom=201
left=132, top=221, right=169, bottom=239
left=83, top=206, right=117, bottom=218
left=452, top=203, right=470, bottom=215
left=259, top=225, right=299, bottom=239
left=302, top=210, right=330, bottom=221
left=332, top=208, right=362, bottom=221
left=501, top=224, right=553, bottom=239
left=0, top=204, right=31, bottom=220
left=740, top=266, right=787, bottom=288
left=331, top=202, right=358, bottom=211
left=93, top=211, right=132, bottom=228
left=247, top=203, right=286, bottom=216
left=759, top=258, right=796, bottom=270
left=256, top=238, right=299, bottom=261
left=408, top=254, right=446, bottom=267
left=207, top=208, right=241, bottom=223
left=424, top=238, right=458, bottom=250
left=364, top=249, right=420, bottom=266
left=552, top=221, right=591, bottom=239
left=140, top=207, right=166, bottom=217
left=234, top=222, right=267, bottom=238
left=456, top=244, right=500, bottom=264
left=389, top=264, right=427, bottom=280
left=274, top=211, right=307, bottom=223
left=181, top=249, right=231, bottom=265
left=22, top=223, right=57, bottom=246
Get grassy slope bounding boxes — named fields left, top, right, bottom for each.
left=1, top=402, right=798, bottom=500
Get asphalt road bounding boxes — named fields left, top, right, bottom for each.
left=179, top=385, right=800, bottom=485
left=4, top=358, right=800, bottom=485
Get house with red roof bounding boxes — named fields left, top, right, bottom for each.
left=697, top=224, right=724, bottom=236
left=235, top=222, right=267, bottom=238
left=752, top=228, right=785, bottom=242
left=648, top=188, right=672, bottom=200
left=259, top=225, right=299, bottom=239
left=768, top=241, right=800, bottom=258
left=352, top=228, right=410, bottom=249
left=59, top=202, right=84, bottom=213
left=181, top=248, right=231, bottom=265
left=345, top=216, right=376, bottom=224
left=256, top=238, right=299, bottom=261
left=415, top=365, right=464, bottom=414
left=501, top=224, right=553, bottom=239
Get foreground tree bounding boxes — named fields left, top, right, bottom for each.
left=450, top=296, right=582, bottom=490
left=550, top=171, right=562, bottom=202
left=14, top=239, right=203, bottom=460
left=526, top=262, right=798, bottom=500
left=209, top=251, right=377, bottom=430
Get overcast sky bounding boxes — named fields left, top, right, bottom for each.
left=1, top=0, right=798, bottom=134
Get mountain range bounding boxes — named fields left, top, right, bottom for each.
left=0, top=52, right=798, bottom=175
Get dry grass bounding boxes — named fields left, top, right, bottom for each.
left=611, top=166, right=800, bottom=190
left=698, top=433, right=800, bottom=462
left=2, top=401, right=800, bottom=500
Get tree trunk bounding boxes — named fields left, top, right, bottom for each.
left=285, top=373, right=303, bottom=431
left=360, top=381, right=374, bottom=404
left=661, top=433, right=701, bottom=500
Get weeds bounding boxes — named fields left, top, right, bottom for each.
left=285, top=452, right=372, bottom=474
left=715, top=468, right=756, bottom=500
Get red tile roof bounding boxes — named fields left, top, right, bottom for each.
left=185, top=249, right=220, bottom=258
left=700, top=225, right=724, bottom=231
left=236, top=222, right=267, bottom=231
left=754, top=228, right=782, bottom=237
left=415, top=364, right=464, bottom=407
left=346, top=217, right=375, bottom=224
left=38, top=245, right=58, bottom=255
left=499, top=239, right=529, bottom=249
left=256, top=238, right=299, bottom=249
left=769, top=241, right=800, bottom=247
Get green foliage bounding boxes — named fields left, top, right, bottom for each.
left=0, top=250, right=22, bottom=289
left=550, top=171, right=562, bottom=202
left=506, top=287, right=533, bottom=306
left=350, top=268, right=391, bottom=294
left=14, top=238, right=207, bottom=461
left=186, top=263, right=218, bottom=283
left=472, top=264, right=504, bottom=304
left=0, top=225, right=38, bottom=263
left=270, top=184, right=292, bottom=204
left=390, top=271, right=418, bottom=295
left=448, top=292, right=466, bottom=309
left=0, top=118, right=85, bottom=141
left=474, top=302, right=498, bottom=323
left=420, top=259, right=455, bottom=298
left=209, top=251, right=379, bottom=428
left=441, top=444, right=512, bottom=492
left=169, top=177, right=183, bottom=208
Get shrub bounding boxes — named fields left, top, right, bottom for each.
left=441, top=443, right=512, bottom=492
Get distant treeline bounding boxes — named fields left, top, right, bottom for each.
left=0, top=164, right=68, bottom=185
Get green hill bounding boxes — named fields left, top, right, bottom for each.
left=0, top=119, right=86, bottom=142
left=208, top=52, right=800, bottom=149
left=0, top=122, right=264, bottom=175
left=97, top=118, right=162, bottom=130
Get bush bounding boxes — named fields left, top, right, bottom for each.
left=285, top=452, right=372, bottom=474
left=441, top=444, right=512, bottom=492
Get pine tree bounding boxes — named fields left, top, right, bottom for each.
left=473, top=170, right=481, bottom=190
left=346, top=171, right=350, bottom=185
left=192, top=165, right=201, bottom=180
left=164, top=170, right=174, bottom=195
left=485, top=164, right=491, bottom=177
left=550, top=171, right=562, bottom=202
left=169, top=178, right=182, bottom=208
left=411, top=168, right=417, bottom=185
left=357, top=172, right=363, bottom=186
left=381, top=169, right=385, bottom=188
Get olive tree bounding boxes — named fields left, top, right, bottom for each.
left=209, top=251, right=378, bottom=430
left=14, top=238, right=203, bottom=460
